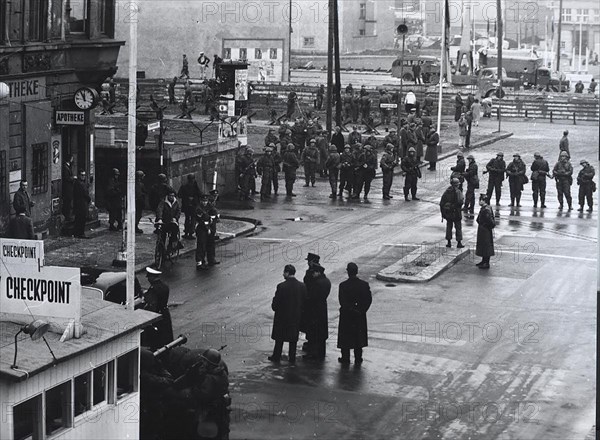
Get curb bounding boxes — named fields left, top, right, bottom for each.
left=376, top=242, right=470, bottom=283
left=132, top=215, right=257, bottom=274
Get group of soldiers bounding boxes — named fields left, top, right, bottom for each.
left=269, top=254, right=372, bottom=365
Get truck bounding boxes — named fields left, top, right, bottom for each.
left=452, top=67, right=519, bottom=98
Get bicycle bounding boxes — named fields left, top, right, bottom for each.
left=153, top=220, right=182, bottom=270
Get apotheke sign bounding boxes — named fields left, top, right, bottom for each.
left=56, top=111, right=85, bottom=125
left=6, top=77, right=46, bottom=102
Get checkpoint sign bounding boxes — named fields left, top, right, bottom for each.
left=0, top=238, right=44, bottom=268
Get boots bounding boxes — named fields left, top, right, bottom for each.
left=446, top=240, right=451, bottom=248
left=457, top=241, right=465, bottom=248
left=516, top=195, right=521, bottom=207
left=533, top=193, right=538, bottom=208
left=540, top=194, right=547, bottom=208
left=567, top=197, right=573, bottom=210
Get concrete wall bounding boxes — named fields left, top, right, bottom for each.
left=115, top=0, right=290, bottom=80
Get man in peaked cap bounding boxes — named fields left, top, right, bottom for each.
left=142, top=267, right=174, bottom=349
left=485, top=152, right=506, bottom=205
left=303, top=262, right=331, bottom=360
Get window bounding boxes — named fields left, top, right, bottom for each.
left=562, top=8, right=571, bottom=22
left=0, top=1, right=6, bottom=44
left=45, top=382, right=72, bottom=436
left=13, top=395, right=42, bottom=440
left=98, top=0, right=115, bottom=35
left=223, top=47, right=231, bottom=59
left=254, top=48, right=262, bottom=59
left=560, top=41, right=566, bottom=48
left=269, top=48, right=278, bottom=59
left=0, top=151, right=6, bottom=202
left=117, top=350, right=138, bottom=399
left=239, top=48, right=247, bottom=59
left=303, top=37, right=315, bottom=47
left=74, top=372, right=91, bottom=417
left=93, top=364, right=108, bottom=405
left=359, top=3, right=366, bottom=19
left=359, top=29, right=366, bottom=36
left=25, top=0, right=47, bottom=41
left=67, top=0, right=88, bottom=34
left=575, top=9, right=589, bottom=22
left=31, top=143, right=48, bottom=194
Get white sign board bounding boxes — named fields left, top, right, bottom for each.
left=56, top=111, right=85, bottom=125
left=148, top=121, right=161, bottom=131
left=380, top=103, right=398, bottom=109
left=0, top=238, right=45, bottom=268
left=0, top=265, right=81, bottom=331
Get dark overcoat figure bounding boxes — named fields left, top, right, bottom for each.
left=106, top=170, right=123, bottom=230
left=13, top=183, right=33, bottom=217
left=73, top=173, right=91, bottom=238
left=476, top=202, right=495, bottom=258
left=425, top=128, right=439, bottom=170
left=337, top=265, right=372, bottom=362
left=303, top=267, right=331, bottom=359
left=6, top=213, right=35, bottom=239
left=178, top=175, right=201, bottom=238
left=141, top=273, right=174, bottom=349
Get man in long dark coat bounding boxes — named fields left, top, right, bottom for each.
left=13, top=180, right=34, bottom=217
left=303, top=263, right=331, bottom=360
left=425, top=126, right=439, bottom=170
left=73, top=170, right=91, bottom=238
left=106, top=168, right=123, bottom=231
left=178, top=174, right=201, bottom=239
left=141, top=267, right=174, bottom=349
left=440, top=178, right=464, bottom=248
left=269, top=264, right=307, bottom=364
left=6, top=206, right=35, bottom=239
left=337, top=262, right=372, bottom=365
left=475, top=195, right=495, bottom=269
left=256, top=146, right=276, bottom=200
left=577, top=159, right=595, bottom=212
left=506, top=153, right=527, bottom=207
left=530, top=152, right=550, bottom=208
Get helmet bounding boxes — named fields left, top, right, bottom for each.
left=559, top=151, right=568, bottom=157
left=385, top=143, right=394, bottom=151
left=246, top=148, right=254, bottom=155
left=364, top=145, right=372, bottom=151
left=136, top=170, right=145, bottom=178
left=287, top=144, right=295, bottom=151
left=329, top=145, right=337, bottom=152
left=201, top=348, right=222, bottom=367
left=158, top=173, right=167, bottom=182
left=112, top=168, right=120, bottom=175
left=268, top=143, right=276, bottom=148
left=457, top=152, right=464, bottom=157
left=408, top=147, right=416, bottom=154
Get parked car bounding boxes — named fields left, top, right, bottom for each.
left=81, top=267, right=143, bottom=306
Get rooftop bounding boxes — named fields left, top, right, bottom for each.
left=0, top=290, right=159, bottom=382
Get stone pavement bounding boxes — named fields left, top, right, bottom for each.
left=44, top=211, right=256, bottom=272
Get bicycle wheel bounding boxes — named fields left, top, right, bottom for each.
left=154, top=234, right=165, bottom=270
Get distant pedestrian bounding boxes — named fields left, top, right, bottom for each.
left=315, top=84, right=325, bottom=110
left=454, top=92, right=464, bottom=121
left=481, top=96, right=493, bottom=118
left=197, top=52, right=210, bottom=79
left=577, top=159, right=595, bottom=212
left=178, top=174, right=201, bottom=239
left=180, top=54, right=189, bottom=79
left=282, top=143, right=300, bottom=197
left=425, top=126, right=439, bottom=170
left=73, top=170, right=91, bottom=238
left=475, top=195, right=495, bottom=269
left=13, top=180, right=34, bottom=217
left=412, top=62, right=422, bottom=84
left=553, top=151, right=573, bottom=210
left=106, top=168, right=123, bottom=231
left=269, top=264, right=307, bottom=364
left=440, top=178, right=464, bottom=248
left=286, top=91, right=297, bottom=120
left=338, top=145, right=354, bottom=197
left=530, top=153, right=549, bottom=208
left=471, top=99, right=481, bottom=126
left=485, top=152, right=506, bottom=205
left=463, top=155, right=479, bottom=216
left=150, top=174, right=172, bottom=213
left=337, top=262, right=372, bottom=365
left=168, top=77, right=177, bottom=104
left=458, top=113, right=468, bottom=147
left=355, top=145, right=377, bottom=200
left=6, top=206, right=34, bottom=239
left=451, top=152, right=466, bottom=190
left=559, top=130, right=570, bottom=159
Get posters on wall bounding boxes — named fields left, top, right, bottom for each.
left=223, top=39, right=284, bottom=82
left=218, top=64, right=249, bottom=145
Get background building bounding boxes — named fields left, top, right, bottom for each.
left=0, top=0, right=123, bottom=236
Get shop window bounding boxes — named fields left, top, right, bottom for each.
left=117, top=350, right=138, bottom=399
left=0, top=151, right=6, bottom=202
left=303, top=37, right=315, bottom=47
left=562, top=8, right=571, bottom=22
left=31, top=142, right=48, bottom=195
left=13, top=395, right=42, bottom=440
left=359, top=29, right=366, bottom=36
left=45, top=381, right=72, bottom=436
left=74, top=372, right=92, bottom=417
left=93, top=364, right=108, bottom=405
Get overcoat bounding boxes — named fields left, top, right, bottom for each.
left=303, top=273, right=331, bottom=342
left=476, top=204, right=495, bottom=257
left=337, top=277, right=372, bottom=349
left=271, top=277, right=307, bottom=342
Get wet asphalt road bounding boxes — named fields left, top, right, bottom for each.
left=155, top=119, right=597, bottom=440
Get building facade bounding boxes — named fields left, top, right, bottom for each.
left=549, top=0, right=600, bottom=61
left=0, top=0, right=123, bottom=236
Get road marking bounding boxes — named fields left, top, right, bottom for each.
left=245, top=237, right=298, bottom=242
left=499, top=249, right=597, bottom=262
left=370, top=331, right=467, bottom=346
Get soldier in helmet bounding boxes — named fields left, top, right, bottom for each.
left=530, top=152, right=550, bottom=208
left=577, top=159, right=595, bottom=212
left=257, top=146, right=276, bottom=200
left=462, top=155, right=479, bottom=216
left=380, top=143, right=398, bottom=200
left=355, top=144, right=377, bottom=200
left=150, top=173, right=172, bottom=212
left=195, top=194, right=220, bottom=269
left=439, top=178, right=465, bottom=249
left=553, top=151, right=573, bottom=210
left=238, top=148, right=257, bottom=201
left=282, top=143, right=300, bottom=197
left=301, top=139, right=319, bottom=187
left=485, top=152, right=506, bottom=205
left=106, top=168, right=123, bottom=231
left=401, top=147, right=421, bottom=201
left=338, top=145, right=354, bottom=197
left=325, top=144, right=341, bottom=198
left=450, top=152, right=466, bottom=191
left=506, top=153, right=527, bottom=207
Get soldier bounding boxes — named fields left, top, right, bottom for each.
left=506, top=153, right=527, bottom=207
left=331, top=126, right=345, bottom=154
left=380, top=143, right=398, bottom=200
left=343, top=91, right=353, bottom=122
left=559, top=130, right=570, bottom=158
left=355, top=145, right=377, bottom=200
left=405, top=121, right=418, bottom=158
left=339, top=145, right=354, bottom=197
left=462, top=155, right=479, bottom=216
left=346, top=83, right=354, bottom=94
left=360, top=93, right=371, bottom=122
left=302, top=262, right=331, bottom=360
left=316, top=130, right=329, bottom=178
left=135, top=170, right=146, bottom=234
left=423, top=92, right=434, bottom=116
left=108, top=78, right=116, bottom=104
left=475, top=194, right=495, bottom=269
left=425, top=126, right=439, bottom=170
left=451, top=152, right=466, bottom=190
left=280, top=143, right=300, bottom=198
left=530, top=152, right=550, bottom=208
left=168, top=76, right=177, bottom=104
left=351, top=92, right=361, bottom=123
left=458, top=113, right=468, bottom=148
left=286, top=91, right=297, bottom=119
left=106, top=168, right=123, bottom=231
left=256, top=146, right=276, bottom=200
left=325, top=145, right=341, bottom=199
left=272, top=143, right=283, bottom=195
left=178, top=174, right=201, bottom=239
left=414, top=119, right=425, bottom=162
left=301, top=139, right=319, bottom=187
left=379, top=89, right=391, bottom=125
left=279, top=128, right=293, bottom=150
left=348, top=126, right=362, bottom=145
left=350, top=143, right=363, bottom=198
left=383, top=127, right=400, bottom=158
left=269, top=264, right=307, bottom=364
left=238, top=148, right=257, bottom=201
left=195, top=195, right=220, bottom=269
left=264, top=128, right=278, bottom=147
left=485, top=152, right=507, bottom=205
left=73, top=170, right=91, bottom=238
left=553, top=151, right=573, bottom=210
left=141, top=267, right=173, bottom=349
left=291, top=117, right=307, bottom=152
left=363, top=133, right=379, bottom=150
left=150, top=174, right=173, bottom=213
left=440, top=178, right=465, bottom=248
left=401, top=147, right=421, bottom=201
left=337, top=262, right=372, bottom=365
left=13, top=180, right=34, bottom=218
left=315, top=84, right=325, bottom=110
left=577, top=160, right=595, bottom=212
left=180, top=54, right=189, bottom=79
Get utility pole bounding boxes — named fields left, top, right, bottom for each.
left=556, top=0, right=563, bottom=75
left=333, top=0, right=342, bottom=127
left=496, top=0, right=503, bottom=132
left=397, top=20, right=407, bottom=128
left=326, top=0, right=334, bottom=140
left=288, top=0, right=292, bottom=81
left=126, top=2, right=138, bottom=311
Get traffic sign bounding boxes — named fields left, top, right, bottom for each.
left=148, top=121, right=161, bottom=131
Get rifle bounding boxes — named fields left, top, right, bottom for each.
left=173, top=345, right=227, bottom=388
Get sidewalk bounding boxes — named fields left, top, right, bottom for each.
left=44, top=211, right=256, bottom=272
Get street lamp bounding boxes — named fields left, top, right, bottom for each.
left=11, top=320, right=50, bottom=369
left=0, top=82, right=9, bottom=99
